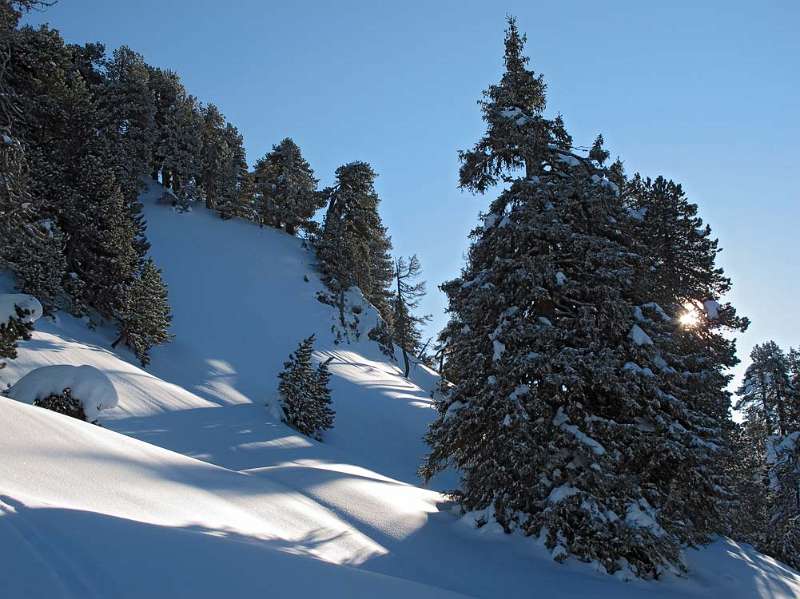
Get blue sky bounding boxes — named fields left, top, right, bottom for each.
left=25, top=1, right=799, bottom=382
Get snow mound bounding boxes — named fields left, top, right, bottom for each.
left=7, top=364, right=118, bottom=421
left=0, top=293, right=43, bottom=324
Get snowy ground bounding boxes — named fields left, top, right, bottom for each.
left=2, top=183, right=798, bottom=598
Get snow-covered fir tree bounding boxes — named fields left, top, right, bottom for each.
left=623, top=173, right=749, bottom=539
left=112, top=258, right=172, bottom=367
left=317, top=161, right=394, bottom=325
left=97, top=45, right=157, bottom=193
left=736, top=342, right=797, bottom=438
left=277, top=334, right=335, bottom=440
left=733, top=341, right=800, bottom=566
left=253, top=138, right=324, bottom=235
left=421, top=17, right=733, bottom=578
left=391, top=255, right=432, bottom=377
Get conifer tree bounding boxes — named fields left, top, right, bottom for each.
left=97, top=45, right=157, bottom=193
left=277, top=335, right=335, bottom=440
left=623, top=174, right=749, bottom=539
left=764, top=431, right=800, bottom=570
left=112, top=258, right=172, bottom=367
left=199, top=103, right=228, bottom=211
left=317, top=161, right=394, bottom=325
left=0, top=304, right=33, bottom=368
left=736, top=342, right=796, bottom=438
left=391, top=255, right=431, bottom=377
left=731, top=341, right=800, bottom=568
left=253, top=138, right=324, bottom=234
left=421, top=18, right=727, bottom=577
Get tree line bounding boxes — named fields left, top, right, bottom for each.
left=0, top=0, right=431, bottom=368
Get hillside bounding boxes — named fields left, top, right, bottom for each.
left=2, top=184, right=799, bottom=598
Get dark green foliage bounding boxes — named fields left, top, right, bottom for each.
left=277, top=335, right=334, bottom=440
left=254, top=138, right=324, bottom=235
left=112, top=259, right=172, bottom=367
left=33, top=387, right=89, bottom=422
left=731, top=341, right=800, bottom=569
left=317, top=161, right=394, bottom=325
left=0, top=305, right=33, bottom=368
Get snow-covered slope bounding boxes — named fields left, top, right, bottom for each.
left=2, top=183, right=799, bottom=598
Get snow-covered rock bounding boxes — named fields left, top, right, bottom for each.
left=0, top=293, right=43, bottom=324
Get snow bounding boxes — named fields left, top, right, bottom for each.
left=1, top=181, right=798, bottom=597
left=556, top=152, right=581, bottom=167
left=624, top=361, right=655, bottom=377
left=6, top=364, right=119, bottom=422
left=625, top=499, right=667, bottom=537
left=629, top=324, right=654, bottom=346
left=492, top=339, right=506, bottom=362
left=553, top=407, right=607, bottom=456
left=548, top=484, right=581, bottom=503
left=0, top=293, right=43, bottom=324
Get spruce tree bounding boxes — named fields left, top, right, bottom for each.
left=736, top=342, right=796, bottom=438
left=623, top=173, right=749, bottom=540
left=277, top=335, right=335, bottom=440
left=421, top=17, right=726, bottom=577
left=317, top=161, right=394, bottom=325
left=97, top=45, right=157, bottom=193
left=253, top=138, right=324, bottom=234
left=764, top=431, right=800, bottom=570
left=112, top=258, right=172, bottom=367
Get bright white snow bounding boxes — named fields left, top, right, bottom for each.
left=0, top=292, right=43, bottom=324
left=7, top=364, right=118, bottom=421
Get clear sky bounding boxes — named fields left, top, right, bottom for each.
left=24, top=1, right=799, bottom=385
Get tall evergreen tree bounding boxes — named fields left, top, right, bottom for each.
left=422, top=18, right=728, bottom=578
left=112, top=258, right=172, bottom=367
left=97, top=45, right=157, bottom=193
left=736, top=342, right=796, bottom=438
left=623, top=174, right=749, bottom=539
left=277, top=334, right=335, bottom=440
left=317, top=161, right=394, bottom=324
left=253, top=138, right=324, bottom=234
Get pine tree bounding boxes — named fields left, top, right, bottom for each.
left=112, top=258, right=172, bottom=367
left=0, top=304, right=33, bottom=368
left=732, top=341, right=800, bottom=567
left=215, top=124, right=252, bottom=220
left=736, top=342, right=796, bottom=437
left=253, top=138, right=324, bottom=234
left=97, top=45, right=157, bottom=193
left=764, top=431, right=800, bottom=570
left=623, top=173, right=749, bottom=540
left=317, top=161, right=394, bottom=325
left=277, top=335, right=335, bottom=440
left=391, top=255, right=432, bottom=377
left=421, top=17, right=726, bottom=578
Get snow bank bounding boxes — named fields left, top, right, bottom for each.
left=7, top=364, right=118, bottom=421
left=0, top=293, right=42, bottom=324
